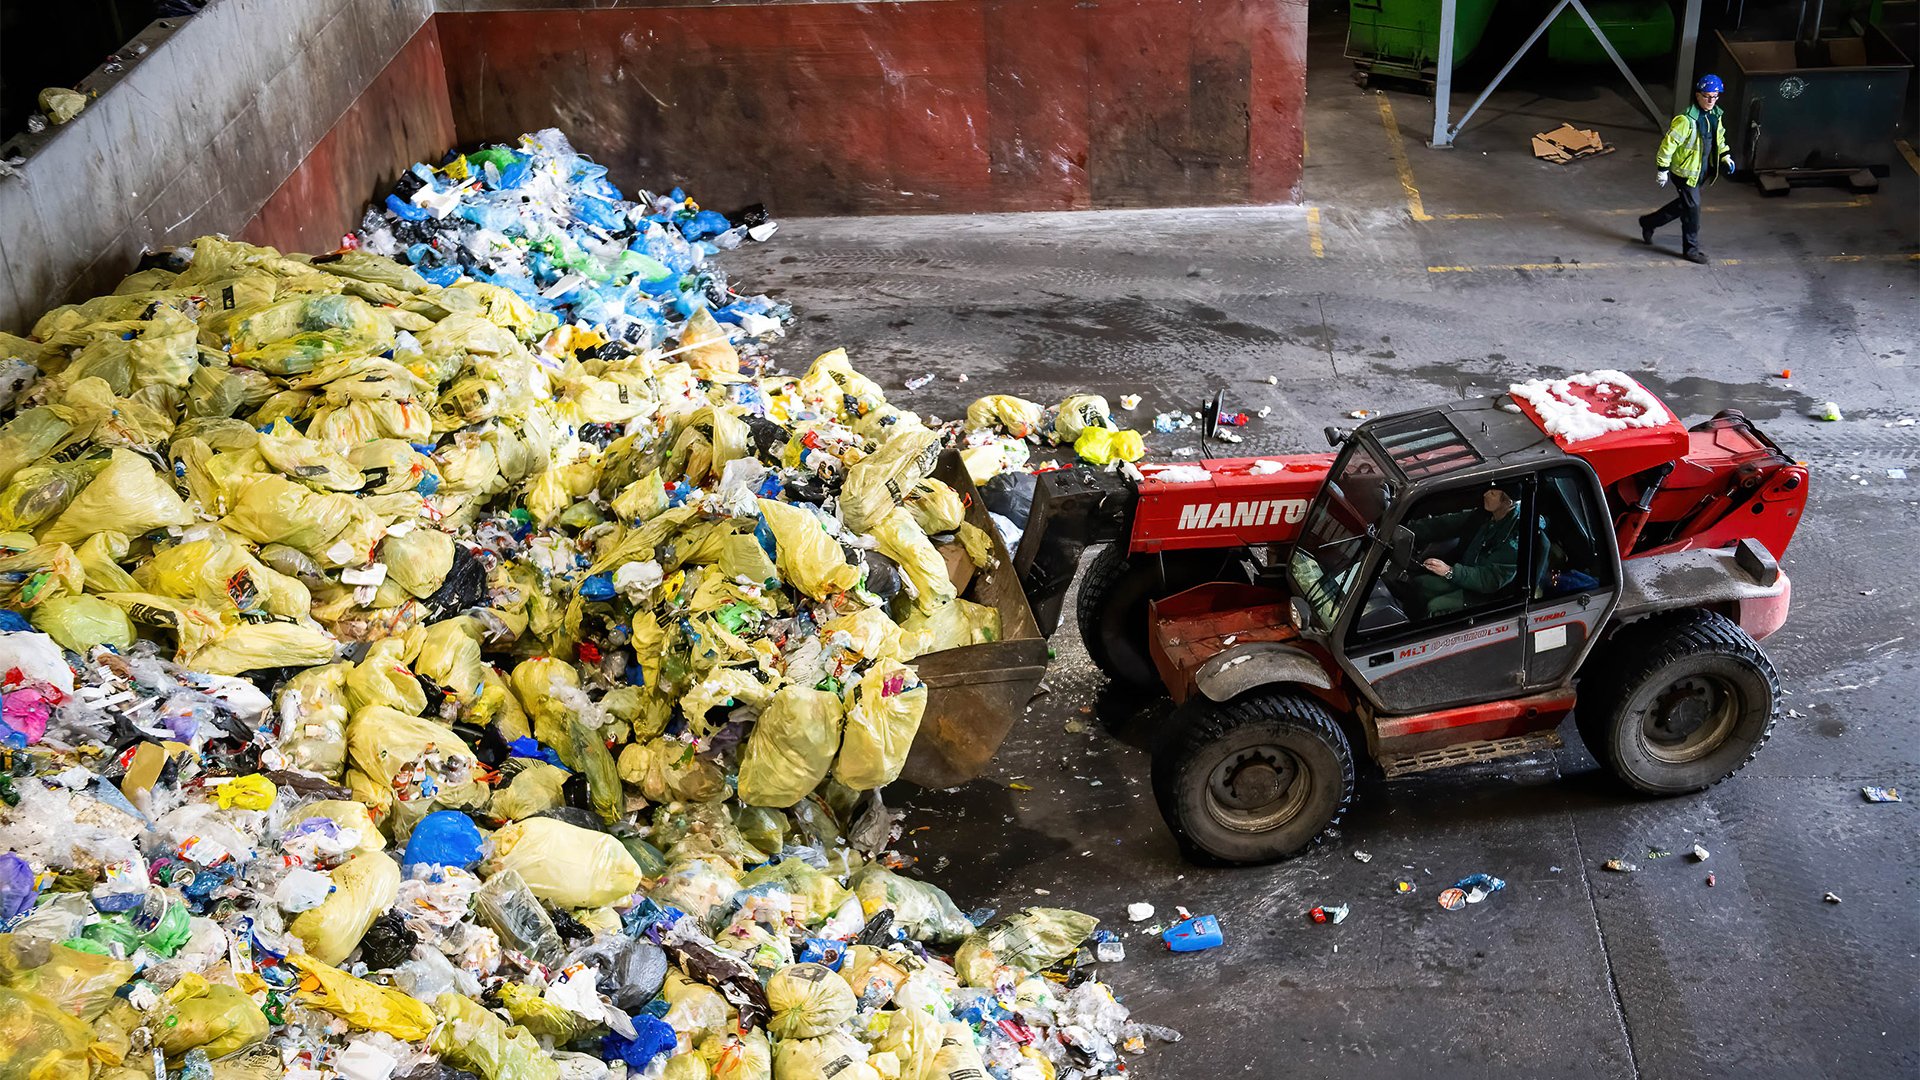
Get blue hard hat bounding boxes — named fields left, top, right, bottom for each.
left=1695, top=74, right=1724, bottom=94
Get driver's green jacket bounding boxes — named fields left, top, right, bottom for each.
left=1411, top=509, right=1521, bottom=597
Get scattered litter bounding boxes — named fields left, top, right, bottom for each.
left=1163, top=914, right=1224, bottom=952
left=1454, top=874, right=1505, bottom=903
left=1353, top=850, right=1373, bottom=863
left=1127, top=902, right=1156, bottom=922
left=1862, top=786, right=1901, bottom=803
left=1530, top=122, right=1615, bottom=163
left=1815, top=402, right=1844, bottom=421
left=1887, top=469, right=1906, bottom=480
left=1436, top=888, right=1467, bottom=911
left=1151, top=411, right=1193, bottom=434
left=1690, top=844, right=1710, bottom=862
left=1603, top=859, right=1640, bottom=873
left=1706, top=873, right=1717, bottom=887
left=1647, top=847, right=1673, bottom=859
left=1394, top=879, right=1416, bottom=894
left=1119, top=394, right=1142, bottom=410
left=1308, top=904, right=1350, bottom=925
left=1823, top=891, right=1843, bottom=904
left=905, top=373, right=934, bottom=390
left=1346, top=409, right=1372, bottom=419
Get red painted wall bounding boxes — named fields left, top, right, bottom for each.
left=244, top=1, right=1306, bottom=234
left=434, top=0, right=1307, bottom=215
left=242, top=20, right=459, bottom=254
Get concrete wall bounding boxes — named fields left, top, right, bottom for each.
left=0, top=0, right=437, bottom=333
left=434, top=0, right=1309, bottom=216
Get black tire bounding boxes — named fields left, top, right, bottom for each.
left=1075, top=545, right=1245, bottom=688
left=1150, top=692, right=1355, bottom=866
left=1576, top=610, right=1779, bottom=794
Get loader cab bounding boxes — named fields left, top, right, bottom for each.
left=1288, top=405, right=1622, bottom=716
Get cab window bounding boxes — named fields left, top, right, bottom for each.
left=1532, top=467, right=1613, bottom=598
left=1351, top=482, right=1529, bottom=641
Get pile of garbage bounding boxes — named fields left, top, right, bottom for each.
left=356, top=129, right=787, bottom=351
left=0, top=144, right=1171, bottom=1079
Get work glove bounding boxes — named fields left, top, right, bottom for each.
left=1656, top=169, right=1670, bottom=187
left=1721, top=155, right=1736, bottom=176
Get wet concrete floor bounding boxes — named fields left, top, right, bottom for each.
left=725, top=23, right=1920, bottom=1080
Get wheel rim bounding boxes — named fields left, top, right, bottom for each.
left=1204, top=744, right=1312, bottom=833
left=1640, top=673, right=1741, bottom=763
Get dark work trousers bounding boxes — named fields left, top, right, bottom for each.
left=1644, top=180, right=1702, bottom=253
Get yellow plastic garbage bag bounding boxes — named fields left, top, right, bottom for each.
left=0, top=986, right=92, bottom=1080
left=288, top=953, right=435, bottom=1040
left=677, top=306, right=742, bottom=378
left=875, top=1007, right=942, bottom=1080
left=415, top=616, right=487, bottom=704
left=953, top=908, right=1100, bottom=988
left=136, top=532, right=313, bottom=621
left=0, top=545, right=83, bottom=611
left=485, top=818, right=643, bottom=909
left=431, top=993, right=560, bottom=1080
left=700, top=1028, right=772, bottom=1080
left=870, top=509, right=954, bottom=613
left=276, top=663, right=352, bottom=778
left=621, top=736, right=730, bottom=805
left=39, top=449, right=192, bottom=545
left=345, top=637, right=426, bottom=716
left=663, top=1050, right=714, bottom=1080
left=766, top=963, right=857, bottom=1039
left=848, top=864, right=975, bottom=945
left=344, top=706, right=485, bottom=838
left=74, top=531, right=138, bottom=593
left=381, top=528, right=454, bottom=598
left=758, top=500, right=859, bottom=600
left=186, top=621, right=337, bottom=676
left=38, top=87, right=86, bottom=125
left=490, top=761, right=570, bottom=821
left=959, top=438, right=1029, bottom=486
left=256, top=421, right=364, bottom=490
left=648, top=857, right=743, bottom=925
left=737, top=687, right=844, bottom=809
left=902, top=479, right=965, bottom=536
left=833, top=662, right=928, bottom=791
left=662, top=971, right=732, bottom=1046
left=0, top=410, right=76, bottom=491
left=681, top=666, right=776, bottom=736
left=283, top=800, right=384, bottom=856
left=928, top=1023, right=990, bottom=1080
left=213, top=774, right=277, bottom=811
left=0, top=461, right=103, bottom=534
left=1052, top=394, right=1113, bottom=443
left=219, top=474, right=359, bottom=555
left=1073, top=426, right=1144, bottom=465
left=796, top=348, right=887, bottom=420
left=0, top=940, right=134, bottom=1022
left=900, top=600, right=1000, bottom=656
left=739, top=859, right=853, bottom=925
left=156, top=975, right=269, bottom=1061
left=287, top=851, right=401, bottom=966
left=840, top=429, right=941, bottom=533
left=496, top=981, right=586, bottom=1041
left=652, top=801, right=763, bottom=869
left=965, top=395, right=1044, bottom=439
left=774, top=1032, right=880, bottom=1080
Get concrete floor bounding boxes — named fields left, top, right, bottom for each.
left=726, top=23, right=1920, bottom=1080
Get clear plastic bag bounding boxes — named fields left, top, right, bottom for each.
left=953, top=907, right=1100, bottom=988
left=848, top=865, right=975, bottom=945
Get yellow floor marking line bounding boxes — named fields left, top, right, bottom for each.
left=1307, top=207, right=1326, bottom=258
left=1376, top=96, right=1433, bottom=223
left=1427, top=252, right=1919, bottom=273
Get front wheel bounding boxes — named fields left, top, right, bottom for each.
left=1577, top=610, right=1779, bottom=794
left=1151, top=692, right=1354, bottom=866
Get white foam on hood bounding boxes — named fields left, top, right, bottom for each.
left=1508, top=369, right=1671, bottom=443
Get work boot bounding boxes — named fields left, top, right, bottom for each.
left=1683, top=249, right=1709, bottom=264
left=1639, top=217, right=1655, bottom=244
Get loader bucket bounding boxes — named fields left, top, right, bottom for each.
left=900, top=452, right=1051, bottom=788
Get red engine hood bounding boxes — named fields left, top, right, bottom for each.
left=1130, top=454, right=1334, bottom=553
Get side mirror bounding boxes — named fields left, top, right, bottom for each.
left=1324, top=425, right=1353, bottom=447
left=1390, top=525, right=1415, bottom=571
left=1202, top=391, right=1224, bottom=442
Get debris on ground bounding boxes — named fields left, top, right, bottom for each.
left=1862, top=785, right=1901, bottom=803
left=1394, top=879, right=1416, bottom=894
left=1127, top=902, right=1155, bottom=922
left=1815, top=401, right=1844, bottom=421
left=1352, top=850, right=1372, bottom=863
left=1603, top=859, right=1640, bottom=873
left=1437, top=888, right=1467, bottom=911
left=1162, top=915, right=1223, bottom=952
left=1690, top=844, right=1710, bottom=862
left=1530, top=123, right=1614, bottom=163
left=38, top=87, right=89, bottom=125
left=1823, top=891, right=1843, bottom=904
left=1453, top=874, right=1505, bottom=904
left=0, top=129, right=1178, bottom=1080
left=1308, top=904, right=1350, bottom=925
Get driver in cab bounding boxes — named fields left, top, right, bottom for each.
left=1413, top=485, right=1520, bottom=616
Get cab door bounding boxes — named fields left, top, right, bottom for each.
left=1340, top=476, right=1534, bottom=715
left=1519, top=464, right=1620, bottom=689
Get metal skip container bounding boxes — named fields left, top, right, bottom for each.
left=1716, top=27, right=1914, bottom=191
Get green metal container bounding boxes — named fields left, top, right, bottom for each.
left=1347, top=0, right=1503, bottom=80
left=1547, top=0, right=1676, bottom=64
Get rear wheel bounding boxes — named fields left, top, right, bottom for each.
left=1151, top=692, right=1354, bottom=866
left=1075, top=545, right=1245, bottom=688
left=1577, top=610, right=1779, bottom=794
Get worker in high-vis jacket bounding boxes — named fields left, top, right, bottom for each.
left=1638, top=75, right=1736, bottom=264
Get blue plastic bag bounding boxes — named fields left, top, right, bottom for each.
left=402, top=811, right=485, bottom=871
